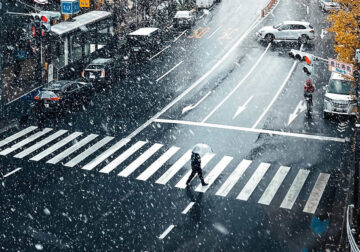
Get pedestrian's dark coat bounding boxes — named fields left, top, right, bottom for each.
left=191, top=152, right=201, bottom=171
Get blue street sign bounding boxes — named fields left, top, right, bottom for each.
left=61, top=2, right=73, bottom=14
left=73, top=1, right=79, bottom=14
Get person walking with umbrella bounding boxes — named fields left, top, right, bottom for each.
left=186, top=144, right=211, bottom=187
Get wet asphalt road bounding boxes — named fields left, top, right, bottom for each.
left=0, top=0, right=354, bottom=251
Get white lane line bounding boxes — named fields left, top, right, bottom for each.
left=202, top=43, right=271, bottom=123
left=124, top=15, right=263, bottom=141
left=46, top=134, right=98, bottom=165
left=0, top=126, right=38, bottom=148
left=149, top=45, right=171, bottom=60
left=156, top=149, right=192, bottom=185
left=118, top=143, right=163, bottom=177
left=215, top=159, right=252, bottom=197
left=182, top=202, right=196, bottom=214
left=258, top=166, right=290, bottom=205
left=173, top=30, right=187, bottom=42
left=99, top=141, right=147, bottom=174
left=6, top=85, right=42, bottom=105
left=14, top=130, right=68, bottom=159
left=156, top=61, right=183, bottom=82
left=3, top=168, right=22, bottom=178
left=64, top=136, right=114, bottom=167
left=137, top=146, right=180, bottom=181
left=303, top=173, right=330, bottom=214
left=175, top=153, right=215, bottom=189
left=182, top=91, right=212, bottom=114
left=195, top=156, right=233, bottom=193
left=82, top=138, right=130, bottom=171
left=153, top=119, right=346, bottom=143
left=207, top=26, right=222, bottom=39
left=252, top=44, right=304, bottom=129
left=159, top=224, right=175, bottom=240
left=237, top=162, right=271, bottom=201
left=30, top=132, right=83, bottom=162
left=0, top=128, right=52, bottom=156
left=280, top=169, right=310, bottom=210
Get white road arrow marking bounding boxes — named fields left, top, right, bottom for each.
left=182, top=91, right=212, bottom=114
left=320, top=29, right=327, bottom=39
left=232, top=96, right=253, bottom=119
left=288, top=100, right=307, bottom=126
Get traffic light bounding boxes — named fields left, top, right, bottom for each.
left=288, top=49, right=315, bottom=75
left=302, top=55, right=314, bottom=75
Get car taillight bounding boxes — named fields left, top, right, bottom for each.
left=101, top=70, right=105, bottom=77
left=310, top=30, right=315, bottom=33
left=81, top=70, right=85, bottom=77
left=49, top=97, right=61, bottom=101
left=34, top=96, right=39, bottom=100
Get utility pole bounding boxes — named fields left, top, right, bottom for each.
left=355, top=47, right=360, bottom=243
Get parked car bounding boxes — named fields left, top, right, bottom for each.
left=34, top=80, right=94, bottom=113
left=173, top=10, right=196, bottom=29
left=82, top=58, right=117, bottom=84
left=323, top=72, right=357, bottom=118
left=256, top=21, right=315, bottom=44
left=127, top=27, right=162, bottom=57
left=320, top=0, right=340, bottom=11
left=196, top=0, right=214, bottom=9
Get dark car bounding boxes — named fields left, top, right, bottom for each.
left=82, top=58, right=119, bottom=85
left=34, top=80, right=94, bottom=113
left=173, top=11, right=196, bottom=29
left=127, top=27, right=162, bottom=58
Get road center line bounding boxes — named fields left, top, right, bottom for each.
left=124, top=15, right=263, bottom=140
left=207, top=26, right=222, bottom=39
left=149, top=45, right=171, bottom=60
left=159, top=224, right=175, bottom=240
left=182, top=202, right=196, bottom=214
left=201, top=43, right=271, bottom=123
left=252, top=44, right=304, bottom=129
left=156, top=61, right=184, bottom=82
left=153, top=118, right=346, bottom=143
left=3, top=168, right=22, bottom=178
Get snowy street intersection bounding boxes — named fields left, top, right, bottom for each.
left=0, top=0, right=353, bottom=251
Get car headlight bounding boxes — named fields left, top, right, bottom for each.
left=324, top=97, right=332, bottom=103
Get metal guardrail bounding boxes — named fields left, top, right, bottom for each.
left=347, top=205, right=360, bottom=252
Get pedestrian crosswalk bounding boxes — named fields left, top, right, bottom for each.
left=0, top=126, right=332, bottom=214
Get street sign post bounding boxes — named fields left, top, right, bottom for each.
left=328, top=58, right=354, bottom=77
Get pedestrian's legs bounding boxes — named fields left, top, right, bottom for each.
left=186, top=170, right=197, bottom=186
left=196, top=168, right=208, bottom=186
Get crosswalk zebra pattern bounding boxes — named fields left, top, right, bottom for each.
left=0, top=126, right=331, bottom=214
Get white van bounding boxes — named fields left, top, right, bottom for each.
left=323, top=72, right=357, bottom=118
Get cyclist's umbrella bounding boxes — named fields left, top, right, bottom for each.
left=192, top=143, right=213, bottom=158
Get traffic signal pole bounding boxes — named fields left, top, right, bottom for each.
left=354, top=49, right=360, bottom=243
left=0, top=1, right=4, bottom=119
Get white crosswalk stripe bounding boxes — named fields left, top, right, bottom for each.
left=280, top=169, right=310, bottom=210
left=258, top=166, right=290, bottom=205
left=303, top=173, right=330, bottom=214
left=99, top=141, right=147, bottom=174
left=195, top=156, right=233, bottom=193
left=237, top=163, right=271, bottom=201
left=155, top=149, right=192, bottom=185
left=0, top=126, right=333, bottom=214
left=47, top=134, right=98, bottom=164
left=0, top=126, right=38, bottom=148
left=118, top=143, right=163, bottom=177
left=14, top=130, right=68, bottom=159
left=0, top=128, right=52, bottom=156
left=64, top=136, right=114, bottom=167
left=137, top=146, right=180, bottom=181
left=30, top=132, right=83, bottom=162
left=82, top=138, right=130, bottom=171
left=215, top=159, right=252, bottom=197
left=175, top=153, right=215, bottom=189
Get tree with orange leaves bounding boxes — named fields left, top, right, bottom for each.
left=327, top=0, right=360, bottom=63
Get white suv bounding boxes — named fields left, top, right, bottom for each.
left=323, top=72, right=357, bottom=118
left=320, top=0, right=340, bottom=12
left=256, top=21, right=315, bottom=44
